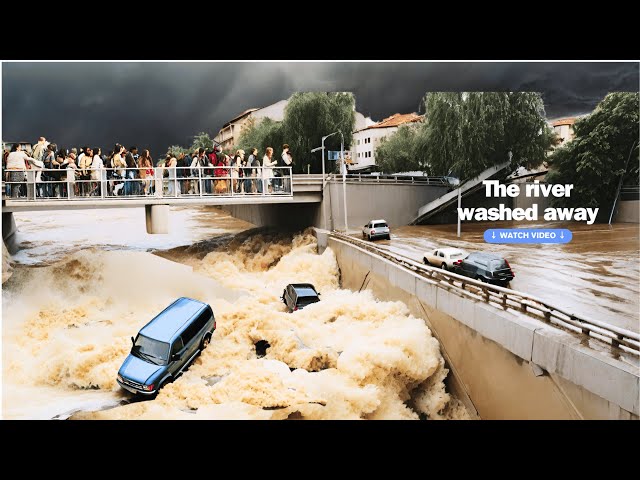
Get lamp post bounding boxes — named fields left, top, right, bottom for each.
left=321, top=132, right=338, bottom=185
left=312, top=131, right=347, bottom=232
left=339, top=132, right=348, bottom=233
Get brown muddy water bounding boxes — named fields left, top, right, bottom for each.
left=2, top=207, right=469, bottom=420
left=362, top=221, right=640, bottom=333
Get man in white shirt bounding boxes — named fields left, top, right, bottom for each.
left=6, top=144, right=37, bottom=198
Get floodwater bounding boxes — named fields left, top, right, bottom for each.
left=2, top=206, right=468, bottom=420
left=365, top=221, right=640, bottom=333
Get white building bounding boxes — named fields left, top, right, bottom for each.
left=350, top=113, right=423, bottom=171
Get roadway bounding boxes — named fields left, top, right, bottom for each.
left=352, top=221, right=640, bottom=333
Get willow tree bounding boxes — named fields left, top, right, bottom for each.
left=283, top=92, right=356, bottom=173
left=236, top=117, right=285, bottom=160
left=422, top=92, right=553, bottom=180
left=547, top=92, right=639, bottom=221
left=376, top=124, right=427, bottom=174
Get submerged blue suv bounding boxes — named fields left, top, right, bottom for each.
left=117, top=297, right=216, bottom=396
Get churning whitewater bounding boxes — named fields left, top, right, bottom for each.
left=3, top=228, right=468, bottom=420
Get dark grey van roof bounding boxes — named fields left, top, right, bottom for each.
left=468, top=252, right=504, bottom=261
left=139, top=297, right=208, bottom=341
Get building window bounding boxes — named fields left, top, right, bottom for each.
left=357, top=139, right=360, bottom=145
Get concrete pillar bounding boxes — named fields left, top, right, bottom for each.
left=2, top=212, right=19, bottom=254
left=145, top=205, right=169, bottom=234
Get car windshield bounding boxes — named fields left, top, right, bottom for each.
left=373, top=223, right=388, bottom=228
left=132, top=334, right=169, bottom=365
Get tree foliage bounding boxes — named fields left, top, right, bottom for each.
left=376, top=124, right=427, bottom=173
left=236, top=117, right=285, bottom=162
left=165, top=132, right=215, bottom=158
left=422, top=92, right=553, bottom=180
left=547, top=92, right=639, bottom=221
left=191, top=132, right=215, bottom=152
left=283, top=92, right=355, bottom=173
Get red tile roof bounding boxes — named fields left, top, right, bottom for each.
left=359, top=113, right=423, bottom=131
left=551, top=117, right=577, bottom=127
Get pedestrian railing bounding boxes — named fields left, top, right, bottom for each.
left=2, top=166, right=293, bottom=200
left=326, top=174, right=449, bottom=186
left=330, top=231, right=640, bottom=357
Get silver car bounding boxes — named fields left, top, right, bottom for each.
left=362, top=219, right=390, bottom=241
left=423, top=247, right=468, bottom=271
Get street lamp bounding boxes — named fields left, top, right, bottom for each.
left=312, top=131, right=348, bottom=233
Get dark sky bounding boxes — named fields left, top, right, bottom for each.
left=3, top=62, right=638, bottom=156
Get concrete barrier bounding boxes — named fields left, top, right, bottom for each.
left=326, top=235, right=639, bottom=419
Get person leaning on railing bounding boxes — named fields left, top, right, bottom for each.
left=5, top=144, right=34, bottom=198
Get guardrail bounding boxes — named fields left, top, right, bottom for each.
left=326, top=174, right=449, bottom=186
left=3, top=166, right=293, bottom=200
left=329, top=231, right=640, bottom=357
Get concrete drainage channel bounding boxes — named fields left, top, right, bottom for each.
left=322, top=230, right=639, bottom=419
left=329, top=231, right=640, bottom=358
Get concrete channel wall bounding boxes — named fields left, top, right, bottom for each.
left=322, top=233, right=639, bottom=420
left=224, top=181, right=449, bottom=231
left=615, top=200, right=639, bottom=223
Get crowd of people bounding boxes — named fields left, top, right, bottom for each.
left=2, top=137, right=295, bottom=199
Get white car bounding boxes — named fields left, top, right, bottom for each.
left=423, top=247, right=468, bottom=270
left=362, top=219, right=390, bottom=241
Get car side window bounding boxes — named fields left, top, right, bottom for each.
left=439, top=252, right=445, bottom=258
left=434, top=250, right=438, bottom=256
left=171, top=337, right=184, bottom=355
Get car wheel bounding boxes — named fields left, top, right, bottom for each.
left=423, top=257, right=428, bottom=265
left=441, top=263, right=447, bottom=271
left=153, top=377, right=173, bottom=398
left=367, top=234, right=371, bottom=241
left=201, top=334, right=211, bottom=350
left=475, top=275, right=485, bottom=283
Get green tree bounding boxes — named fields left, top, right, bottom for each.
left=547, top=92, right=639, bottom=221
left=236, top=117, right=285, bottom=161
left=190, top=132, right=215, bottom=152
left=422, top=92, right=553, bottom=180
left=283, top=92, right=356, bottom=173
left=376, top=124, right=427, bottom=173
left=165, top=144, right=190, bottom=158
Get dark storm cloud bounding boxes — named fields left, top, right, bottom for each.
left=3, top=62, right=637, bottom=156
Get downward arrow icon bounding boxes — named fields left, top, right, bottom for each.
left=492, top=231, right=496, bottom=239
left=560, top=231, right=564, bottom=239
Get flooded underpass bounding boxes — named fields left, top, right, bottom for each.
left=2, top=206, right=469, bottom=420
left=363, top=221, right=640, bottom=333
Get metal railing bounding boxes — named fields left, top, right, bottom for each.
left=620, top=185, right=640, bottom=201
left=2, top=166, right=293, bottom=200
left=329, top=232, right=640, bottom=357
left=326, top=174, right=449, bottom=186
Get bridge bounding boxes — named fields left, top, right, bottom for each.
left=2, top=167, right=451, bottom=238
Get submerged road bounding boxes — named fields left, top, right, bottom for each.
left=353, top=221, right=640, bottom=333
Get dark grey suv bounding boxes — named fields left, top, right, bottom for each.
left=281, top=283, right=321, bottom=312
left=457, top=252, right=515, bottom=287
